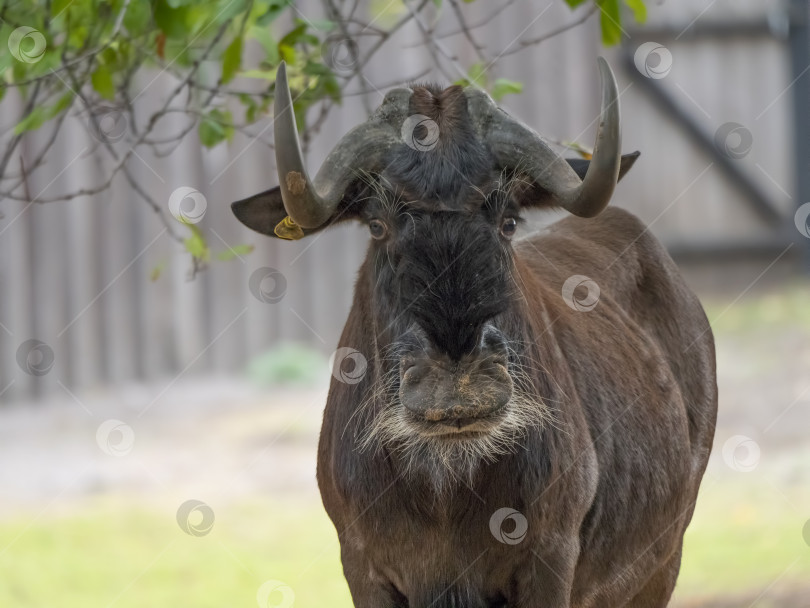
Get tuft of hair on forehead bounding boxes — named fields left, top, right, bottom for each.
left=386, top=83, right=492, bottom=204
left=409, top=84, right=468, bottom=138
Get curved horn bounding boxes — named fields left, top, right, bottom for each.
left=273, top=62, right=409, bottom=229
left=468, top=58, right=621, bottom=218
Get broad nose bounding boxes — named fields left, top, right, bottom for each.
left=398, top=325, right=512, bottom=427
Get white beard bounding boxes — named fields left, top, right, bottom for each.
left=356, top=365, right=552, bottom=495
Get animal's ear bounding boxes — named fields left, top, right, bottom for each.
left=514, top=151, right=640, bottom=211
left=566, top=151, right=640, bottom=183
left=231, top=187, right=356, bottom=240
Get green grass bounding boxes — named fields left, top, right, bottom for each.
left=0, top=497, right=353, bottom=608
left=674, top=476, right=810, bottom=602
left=702, top=282, right=810, bottom=334
left=2, top=479, right=808, bottom=607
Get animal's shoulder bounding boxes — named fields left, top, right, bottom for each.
left=546, top=206, right=655, bottom=256
left=516, top=206, right=667, bottom=288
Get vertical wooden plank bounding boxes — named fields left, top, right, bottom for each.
left=100, top=152, right=141, bottom=384
left=0, top=197, right=35, bottom=402
left=62, top=118, right=103, bottom=389
left=26, top=126, right=73, bottom=399
left=129, top=73, right=177, bottom=382
left=238, top=133, right=283, bottom=360
left=0, top=91, right=29, bottom=403
left=200, top=139, right=250, bottom=372
left=166, top=129, right=211, bottom=376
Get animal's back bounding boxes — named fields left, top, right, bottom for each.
left=516, top=207, right=718, bottom=606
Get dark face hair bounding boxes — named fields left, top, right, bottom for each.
left=360, top=181, right=521, bottom=362
left=354, top=85, right=524, bottom=364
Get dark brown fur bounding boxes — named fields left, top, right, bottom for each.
left=316, top=208, right=716, bottom=608
left=232, top=84, right=717, bottom=608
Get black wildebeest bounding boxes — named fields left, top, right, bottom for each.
left=232, top=59, right=717, bottom=607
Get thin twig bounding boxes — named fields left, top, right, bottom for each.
left=501, top=5, right=598, bottom=56
left=0, top=81, right=43, bottom=179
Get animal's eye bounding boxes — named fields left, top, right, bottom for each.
left=369, top=219, right=388, bottom=240
left=500, top=217, right=518, bottom=238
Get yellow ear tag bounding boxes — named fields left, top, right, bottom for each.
left=274, top=215, right=305, bottom=240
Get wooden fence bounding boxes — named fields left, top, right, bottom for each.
left=0, top=0, right=799, bottom=401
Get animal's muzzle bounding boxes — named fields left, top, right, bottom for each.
left=398, top=325, right=513, bottom=431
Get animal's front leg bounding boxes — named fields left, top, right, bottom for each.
left=511, top=542, right=578, bottom=608
left=341, top=546, right=405, bottom=608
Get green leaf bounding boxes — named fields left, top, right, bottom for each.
left=308, top=18, right=335, bottom=31
left=123, top=0, right=152, bottom=34
left=14, top=107, right=47, bottom=135
left=213, top=0, right=251, bottom=22
left=563, top=0, right=589, bottom=7
left=91, top=64, right=115, bottom=100
left=216, top=243, right=254, bottom=261
left=278, top=43, right=296, bottom=64
left=624, top=0, right=647, bottom=23
left=150, top=260, right=166, bottom=282
left=467, top=62, right=487, bottom=87
left=256, top=0, right=293, bottom=25
left=245, top=103, right=257, bottom=123
left=221, top=35, right=243, bottom=84
left=598, top=0, right=622, bottom=46
left=13, top=92, right=73, bottom=135
left=154, top=0, right=191, bottom=39
left=51, top=91, right=74, bottom=114
left=68, top=25, right=89, bottom=48
left=198, top=108, right=233, bottom=148
left=491, top=78, right=523, bottom=101
left=51, top=0, right=72, bottom=17
left=279, top=22, right=318, bottom=47
left=183, top=224, right=209, bottom=261
left=199, top=118, right=225, bottom=147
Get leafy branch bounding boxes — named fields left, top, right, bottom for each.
left=0, top=0, right=646, bottom=273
